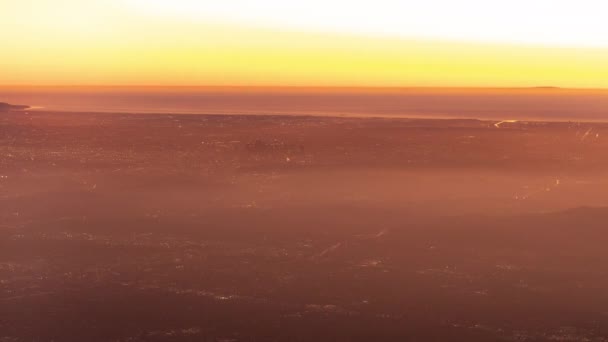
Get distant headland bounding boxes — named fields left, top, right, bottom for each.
left=0, top=102, right=30, bottom=112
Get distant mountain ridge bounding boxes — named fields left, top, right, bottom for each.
left=0, top=102, right=29, bottom=112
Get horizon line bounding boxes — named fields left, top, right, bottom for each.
left=2, top=85, right=608, bottom=92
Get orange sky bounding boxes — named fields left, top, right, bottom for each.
left=2, top=0, right=608, bottom=88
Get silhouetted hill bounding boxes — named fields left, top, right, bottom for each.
left=0, top=102, right=29, bottom=112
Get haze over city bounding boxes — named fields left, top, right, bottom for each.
left=2, top=1, right=608, bottom=341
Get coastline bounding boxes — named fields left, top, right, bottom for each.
left=19, top=108, right=608, bottom=125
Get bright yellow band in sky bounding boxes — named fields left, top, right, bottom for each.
left=2, top=0, right=608, bottom=88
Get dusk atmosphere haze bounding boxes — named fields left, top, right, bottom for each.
left=3, top=0, right=608, bottom=87
left=2, top=1, right=608, bottom=341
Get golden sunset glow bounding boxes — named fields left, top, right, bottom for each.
left=2, top=0, right=608, bottom=87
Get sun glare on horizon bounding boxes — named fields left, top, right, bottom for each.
left=2, top=0, right=608, bottom=87
left=126, top=0, right=608, bottom=47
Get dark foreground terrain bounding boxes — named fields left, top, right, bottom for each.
left=2, top=111, right=608, bottom=341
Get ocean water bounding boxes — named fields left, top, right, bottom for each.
left=2, top=87, right=608, bottom=121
